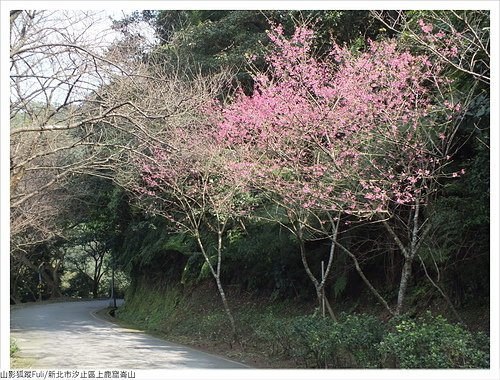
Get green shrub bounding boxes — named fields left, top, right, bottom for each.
left=255, top=313, right=385, bottom=368
left=333, top=313, right=386, bottom=368
left=254, top=313, right=297, bottom=358
left=289, top=315, right=333, bottom=367
left=379, top=313, right=489, bottom=368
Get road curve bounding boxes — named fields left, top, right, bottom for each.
left=10, top=300, right=247, bottom=369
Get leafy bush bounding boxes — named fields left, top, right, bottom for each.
left=256, top=313, right=385, bottom=368
left=222, top=222, right=306, bottom=299
left=254, top=313, right=297, bottom=358
left=379, top=313, right=489, bottom=368
left=333, top=313, right=386, bottom=367
left=289, top=315, right=333, bottom=367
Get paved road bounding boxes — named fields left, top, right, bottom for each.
left=10, top=300, right=247, bottom=369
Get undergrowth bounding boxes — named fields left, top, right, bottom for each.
left=116, top=282, right=490, bottom=369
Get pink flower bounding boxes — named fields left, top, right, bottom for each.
left=364, top=193, right=376, bottom=200
left=418, top=19, right=433, bottom=34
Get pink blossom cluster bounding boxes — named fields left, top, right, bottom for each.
left=135, top=23, right=462, bottom=228
left=214, top=24, right=460, bottom=218
left=135, top=125, right=256, bottom=225
left=417, top=19, right=462, bottom=59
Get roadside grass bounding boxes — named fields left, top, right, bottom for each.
left=11, top=357, right=36, bottom=369
left=10, top=338, right=36, bottom=369
left=10, top=339, right=19, bottom=356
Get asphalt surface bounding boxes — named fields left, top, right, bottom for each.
left=10, top=299, right=248, bottom=369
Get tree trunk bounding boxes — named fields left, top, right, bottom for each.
left=386, top=245, right=397, bottom=287
left=296, top=227, right=323, bottom=311
left=48, top=263, right=62, bottom=298
left=293, top=216, right=340, bottom=320
left=395, top=256, right=413, bottom=315
left=15, top=254, right=59, bottom=296
left=92, top=254, right=104, bottom=299
left=215, top=276, right=238, bottom=343
left=92, top=281, right=99, bottom=298
left=384, top=198, right=430, bottom=317
left=195, top=233, right=239, bottom=344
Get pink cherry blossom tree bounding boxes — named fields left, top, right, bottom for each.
left=137, top=125, right=250, bottom=341
left=215, top=23, right=461, bottom=316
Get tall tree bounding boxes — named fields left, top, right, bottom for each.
left=137, top=126, right=251, bottom=342
left=9, top=10, right=193, bottom=297
left=215, top=23, right=463, bottom=316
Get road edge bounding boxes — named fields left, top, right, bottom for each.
left=90, top=305, right=251, bottom=369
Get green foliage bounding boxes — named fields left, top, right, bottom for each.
left=62, top=271, right=92, bottom=298
left=333, top=274, right=348, bottom=298
left=117, top=280, right=238, bottom=344
left=198, top=255, right=217, bottom=281
left=10, top=339, right=19, bottom=357
left=122, top=219, right=171, bottom=267
left=152, top=10, right=270, bottom=78
left=143, top=10, right=385, bottom=93
left=117, top=282, right=183, bottom=331
left=256, top=313, right=385, bottom=368
left=117, top=216, right=194, bottom=282
left=421, top=87, right=490, bottom=306
left=222, top=221, right=306, bottom=298
left=117, top=281, right=490, bottom=369
left=163, top=233, right=195, bottom=253
left=179, top=311, right=230, bottom=342
left=180, top=253, right=203, bottom=285
left=379, top=313, right=489, bottom=368
left=256, top=312, right=490, bottom=368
